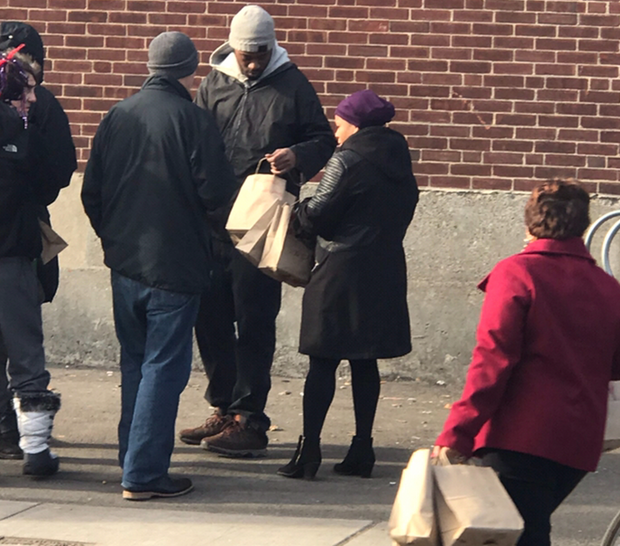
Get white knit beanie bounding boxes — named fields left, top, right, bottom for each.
left=229, top=5, right=275, bottom=53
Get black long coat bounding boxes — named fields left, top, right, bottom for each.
left=295, top=126, right=419, bottom=360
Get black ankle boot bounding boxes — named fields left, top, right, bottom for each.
left=0, top=404, right=23, bottom=460
left=277, top=435, right=321, bottom=480
left=333, top=436, right=375, bottom=478
left=23, top=448, right=59, bottom=477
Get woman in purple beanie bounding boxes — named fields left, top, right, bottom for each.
left=278, top=89, right=419, bottom=480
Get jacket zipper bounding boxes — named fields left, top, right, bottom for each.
left=228, top=84, right=250, bottom=166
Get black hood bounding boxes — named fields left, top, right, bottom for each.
left=0, top=21, right=45, bottom=81
left=341, top=126, right=414, bottom=184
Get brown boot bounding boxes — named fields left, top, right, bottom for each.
left=202, top=414, right=267, bottom=458
left=178, top=411, right=232, bottom=445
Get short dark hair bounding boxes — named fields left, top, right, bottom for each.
left=524, top=179, right=590, bottom=240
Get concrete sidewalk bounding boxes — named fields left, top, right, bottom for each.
left=1, top=367, right=619, bottom=545
left=0, top=499, right=385, bottom=546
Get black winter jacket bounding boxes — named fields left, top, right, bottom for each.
left=82, top=75, right=239, bottom=294
left=30, top=86, right=77, bottom=204
left=30, top=85, right=78, bottom=301
left=295, top=127, right=419, bottom=359
left=0, top=107, right=59, bottom=260
left=195, top=60, right=336, bottom=195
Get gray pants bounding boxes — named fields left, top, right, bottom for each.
left=0, top=257, right=50, bottom=411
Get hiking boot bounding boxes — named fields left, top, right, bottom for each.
left=202, top=415, right=267, bottom=458
left=123, top=475, right=193, bottom=501
left=179, top=411, right=231, bottom=445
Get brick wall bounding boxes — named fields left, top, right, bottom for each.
left=2, top=0, right=620, bottom=194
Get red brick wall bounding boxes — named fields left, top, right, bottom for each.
left=2, top=0, right=620, bottom=194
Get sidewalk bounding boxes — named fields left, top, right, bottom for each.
left=0, top=366, right=452, bottom=546
left=0, top=499, right=384, bottom=546
left=0, top=367, right=619, bottom=545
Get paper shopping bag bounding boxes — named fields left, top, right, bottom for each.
left=258, top=199, right=314, bottom=288
left=235, top=201, right=279, bottom=266
left=39, top=220, right=68, bottom=265
left=433, top=463, right=523, bottom=546
left=226, top=159, right=286, bottom=241
left=388, top=449, right=439, bottom=545
left=604, top=381, right=620, bottom=452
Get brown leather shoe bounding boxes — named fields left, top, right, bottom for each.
left=179, top=412, right=232, bottom=445
left=202, top=415, right=267, bottom=458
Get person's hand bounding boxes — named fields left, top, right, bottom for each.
left=431, top=445, right=468, bottom=464
left=265, top=148, right=297, bottom=175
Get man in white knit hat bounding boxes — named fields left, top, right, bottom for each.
left=180, top=5, right=336, bottom=458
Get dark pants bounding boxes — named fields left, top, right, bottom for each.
left=303, top=357, right=380, bottom=441
left=194, top=240, right=281, bottom=432
left=480, top=449, right=587, bottom=546
left=0, top=335, right=9, bottom=412
left=0, top=257, right=50, bottom=413
left=111, top=271, right=200, bottom=488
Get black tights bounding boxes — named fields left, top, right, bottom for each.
left=302, top=356, right=380, bottom=441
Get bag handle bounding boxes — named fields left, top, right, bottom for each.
left=255, top=157, right=269, bottom=174
left=255, top=156, right=303, bottom=189
left=431, top=448, right=470, bottom=466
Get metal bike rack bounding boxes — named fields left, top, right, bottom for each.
left=584, top=210, right=620, bottom=277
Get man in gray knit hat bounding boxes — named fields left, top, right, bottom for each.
left=180, top=5, right=336, bottom=458
left=82, top=31, right=238, bottom=500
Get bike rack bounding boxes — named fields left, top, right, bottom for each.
left=584, top=210, right=620, bottom=277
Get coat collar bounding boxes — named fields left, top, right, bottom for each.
left=478, top=237, right=595, bottom=292
left=520, top=237, right=595, bottom=263
left=141, top=74, right=192, bottom=102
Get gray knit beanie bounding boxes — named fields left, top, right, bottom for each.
left=147, top=31, right=198, bottom=79
left=229, top=5, right=275, bottom=53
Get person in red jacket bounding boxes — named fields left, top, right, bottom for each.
left=434, top=179, right=620, bottom=546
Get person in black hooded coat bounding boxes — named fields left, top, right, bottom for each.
left=278, top=90, right=419, bottom=480
left=0, top=22, right=76, bottom=462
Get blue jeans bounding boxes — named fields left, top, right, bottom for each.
left=111, top=272, right=200, bottom=488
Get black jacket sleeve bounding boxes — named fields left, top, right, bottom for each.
left=29, top=86, right=77, bottom=202
left=294, top=152, right=352, bottom=240
left=290, top=77, right=337, bottom=182
left=191, top=109, right=240, bottom=235
left=81, top=118, right=105, bottom=236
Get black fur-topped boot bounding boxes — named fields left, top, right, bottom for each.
left=333, top=436, right=375, bottom=478
left=14, top=392, right=61, bottom=477
left=277, top=435, right=322, bottom=480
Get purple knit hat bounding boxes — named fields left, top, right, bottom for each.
left=334, top=89, right=395, bottom=129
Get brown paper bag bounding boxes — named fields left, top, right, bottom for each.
left=39, top=220, right=68, bottom=265
left=433, top=463, right=523, bottom=546
left=388, top=449, right=439, bottom=545
left=258, top=199, right=314, bottom=288
left=225, top=159, right=286, bottom=241
left=235, top=201, right=279, bottom=266
left=604, top=381, right=620, bottom=452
